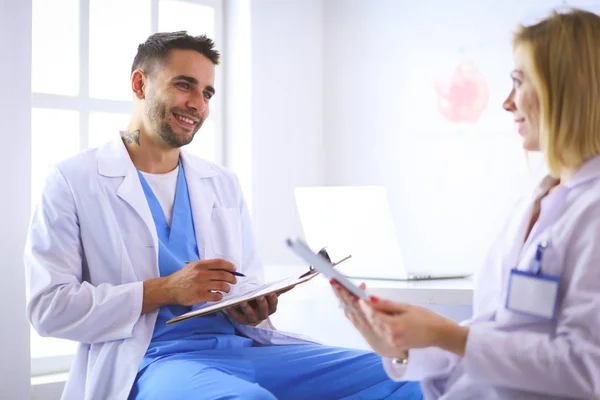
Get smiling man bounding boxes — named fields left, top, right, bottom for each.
left=126, top=38, right=216, bottom=154
left=24, top=32, right=423, bottom=399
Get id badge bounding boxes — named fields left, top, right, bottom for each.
left=505, top=269, right=560, bottom=319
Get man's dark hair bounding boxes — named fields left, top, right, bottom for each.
left=131, top=31, right=220, bottom=76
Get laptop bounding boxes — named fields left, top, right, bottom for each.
left=294, top=186, right=471, bottom=281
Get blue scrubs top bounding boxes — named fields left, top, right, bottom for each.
left=137, top=159, right=252, bottom=371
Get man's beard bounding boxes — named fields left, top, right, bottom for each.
left=158, top=117, right=201, bottom=148
left=147, top=97, right=203, bottom=149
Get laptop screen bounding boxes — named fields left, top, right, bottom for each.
left=294, top=186, right=409, bottom=280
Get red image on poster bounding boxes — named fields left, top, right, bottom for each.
left=434, top=60, right=489, bottom=124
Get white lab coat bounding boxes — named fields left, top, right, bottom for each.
left=25, top=139, right=317, bottom=400
left=383, top=155, right=600, bottom=399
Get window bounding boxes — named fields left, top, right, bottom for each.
left=30, top=0, right=224, bottom=377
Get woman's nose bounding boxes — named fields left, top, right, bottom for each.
left=503, top=91, right=516, bottom=112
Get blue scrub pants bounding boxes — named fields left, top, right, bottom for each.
left=130, top=344, right=422, bottom=399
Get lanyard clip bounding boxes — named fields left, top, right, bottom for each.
left=530, top=241, right=548, bottom=275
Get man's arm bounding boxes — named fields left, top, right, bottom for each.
left=142, top=277, right=172, bottom=315
left=26, top=166, right=145, bottom=344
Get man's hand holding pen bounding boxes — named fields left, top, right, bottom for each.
left=163, top=258, right=241, bottom=306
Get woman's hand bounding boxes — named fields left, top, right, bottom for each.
left=330, top=279, right=469, bottom=358
left=330, top=279, right=408, bottom=358
left=360, top=296, right=469, bottom=357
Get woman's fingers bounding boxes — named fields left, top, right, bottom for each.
left=366, top=296, right=411, bottom=314
left=359, top=299, right=403, bottom=331
left=331, top=279, right=379, bottom=334
left=330, top=278, right=353, bottom=297
left=329, top=279, right=345, bottom=299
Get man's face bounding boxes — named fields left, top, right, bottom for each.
left=144, top=49, right=215, bottom=148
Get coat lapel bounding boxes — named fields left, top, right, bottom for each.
left=117, top=173, right=159, bottom=250
left=96, top=139, right=159, bottom=253
left=180, top=150, right=218, bottom=260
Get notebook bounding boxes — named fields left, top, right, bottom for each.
left=294, top=186, right=471, bottom=281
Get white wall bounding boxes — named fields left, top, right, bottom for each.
left=249, top=0, right=325, bottom=266
left=0, top=0, right=32, bottom=398
left=321, top=0, right=562, bottom=276
left=224, top=0, right=253, bottom=206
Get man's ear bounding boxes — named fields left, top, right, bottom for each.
left=131, top=69, right=146, bottom=99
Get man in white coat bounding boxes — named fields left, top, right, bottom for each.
left=25, top=32, right=423, bottom=399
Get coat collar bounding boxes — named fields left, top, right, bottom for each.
left=564, top=153, right=600, bottom=190
left=531, top=153, right=600, bottom=196
left=96, top=138, right=220, bottom=179
left=95, top=138, right=220, bottom=271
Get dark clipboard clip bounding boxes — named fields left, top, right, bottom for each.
left=299, top=247, right=352, bottom=278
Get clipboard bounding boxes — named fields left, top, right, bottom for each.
left=166, top=247, right=351, bottom=326
left=286, top=238, right=368, bottom=299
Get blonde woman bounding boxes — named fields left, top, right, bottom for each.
left=333, top=8, right=600, bottom=400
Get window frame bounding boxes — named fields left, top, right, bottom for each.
left=30, top=0, right=225, bottom=377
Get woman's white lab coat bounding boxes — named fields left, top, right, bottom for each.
left=25, top=139, right=316, bottom=400
left=383, top=155, right=600, bottom=399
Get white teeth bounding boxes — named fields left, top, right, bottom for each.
left=175, top=115, right=195, bottom=124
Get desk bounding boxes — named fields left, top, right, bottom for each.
left=266, top=265, right=474, bottom=349
left=356, top=278, right=474, bottom=306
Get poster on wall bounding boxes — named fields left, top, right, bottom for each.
left=423, top=0, right=600, bottom=137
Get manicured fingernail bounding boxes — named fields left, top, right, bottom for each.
left=369, top=296, right=379, bottom=303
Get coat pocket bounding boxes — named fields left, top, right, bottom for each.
left=208, top=207, right=242, bottom=266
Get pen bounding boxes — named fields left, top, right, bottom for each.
left=530, top=241, right=548, bottom=275
left=185, top=261, right=246, bottom=277
left=220, top=270, right=246, bottom=277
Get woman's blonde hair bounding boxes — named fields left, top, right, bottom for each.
left=514, top=8, right=600, bottom=176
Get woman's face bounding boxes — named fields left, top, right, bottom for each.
left=503, top=46, right=541, bottom=151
